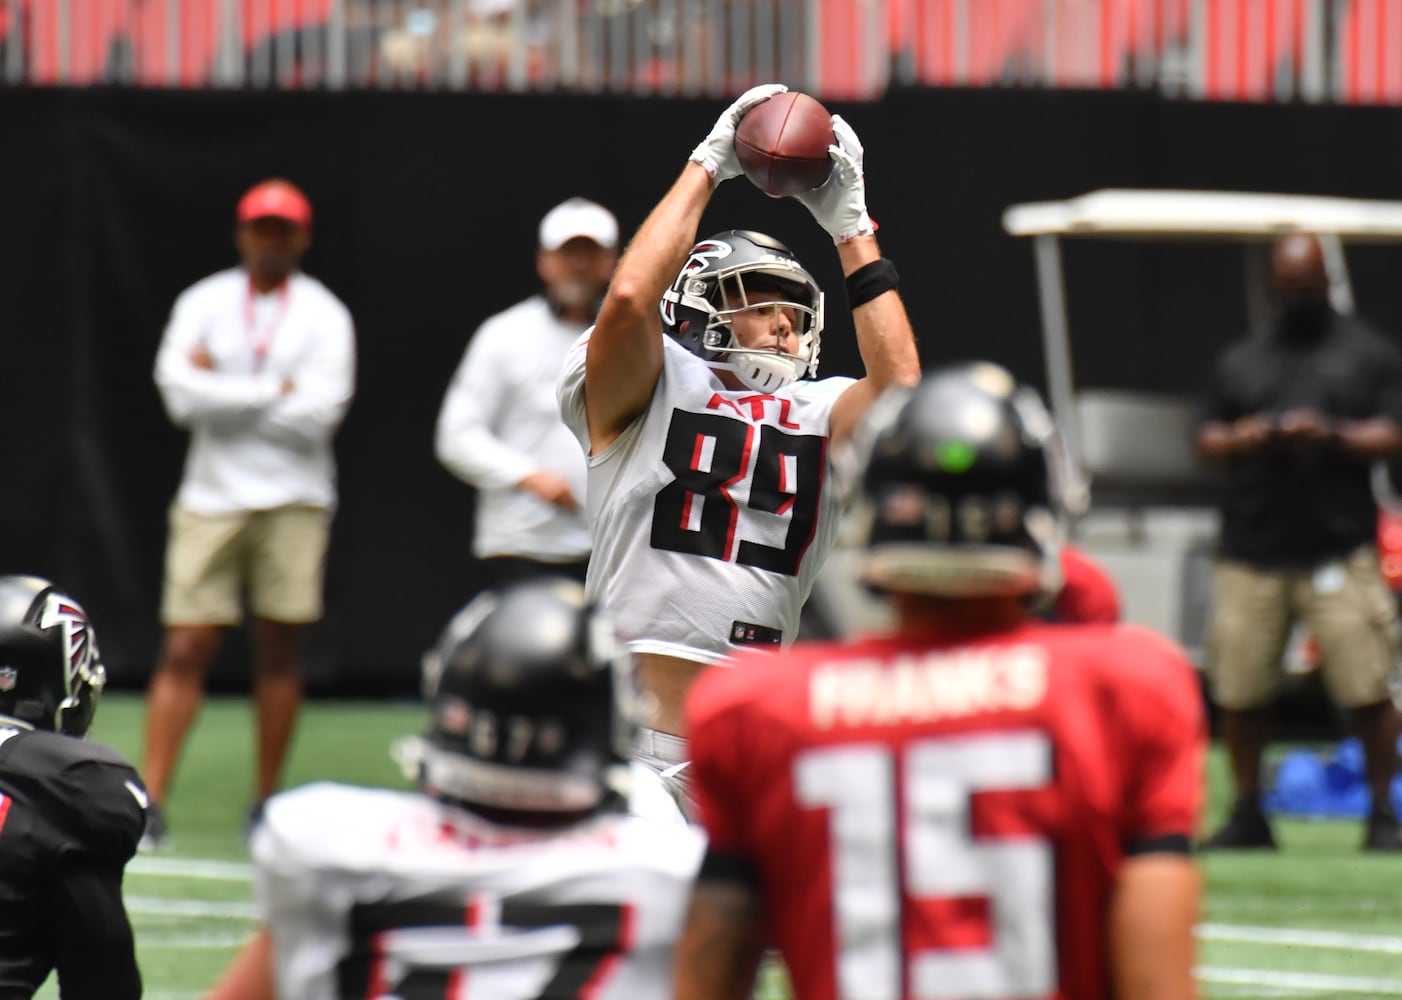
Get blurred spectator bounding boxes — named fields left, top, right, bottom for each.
left=142, top=179, right=356, bottom=849
left=1195, top=232, right=1402, bottom=852
left=436, top=198, right=618, bottom=587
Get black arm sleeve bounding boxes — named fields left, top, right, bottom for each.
left=49, top=862, right=141, bottom=1000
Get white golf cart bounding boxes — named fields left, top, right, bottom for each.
left=1001, top=188, right=1402, bottom=658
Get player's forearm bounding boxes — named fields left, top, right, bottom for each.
left=674, top=883, right=767, bottom=1000
left=838, top=236, right=921, bottom=393
left=1108, top=854, right=1200, bottom=1000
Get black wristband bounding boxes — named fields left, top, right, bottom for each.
left=845, top=258, right=900, bottom=308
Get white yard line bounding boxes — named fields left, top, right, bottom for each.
left=128, top=856, right=253, bottom=881
left=138, top=931, right=255, bottom=949
left=1197, top=967, right=1402, bottom=996
left=1200, top=923, right=1402, bottom=955
left=127, top=896, right=257, bottom=920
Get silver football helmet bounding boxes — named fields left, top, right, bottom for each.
left=660, top=230, right=824, bottom=393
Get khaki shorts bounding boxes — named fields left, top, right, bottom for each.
left=1208, top=547, right=1399, bottom=710
left=161, top=504, right=331, bottom=626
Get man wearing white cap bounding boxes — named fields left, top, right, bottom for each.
left=143, top=178, right=356, bottom=849
left=436, top=197, right=619, bottom=587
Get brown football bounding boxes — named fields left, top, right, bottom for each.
left=733, top=92, right=836, bottom=197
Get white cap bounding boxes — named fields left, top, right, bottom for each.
left=538, top=198, right=618, bottom=251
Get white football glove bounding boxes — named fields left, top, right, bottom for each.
left=689, top=83, right=789, bottom=185
left=794, top=115, right=875, bottom=244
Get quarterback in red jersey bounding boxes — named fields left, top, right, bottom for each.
left=678, top=363, right=1205, bottom=1000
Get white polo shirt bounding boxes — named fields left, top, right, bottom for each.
left=154, top=268, right=356, bottom=515
left=436, top=296, right=591, bottom=562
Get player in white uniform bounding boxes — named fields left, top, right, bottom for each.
left=207, top=579, right=703, bottom=1000
left=557, top=83, right=921, bottom=779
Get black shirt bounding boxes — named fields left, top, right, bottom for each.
left=1201, top=310, right=1402, bottom=568
left=0, top=727, right=145, bottom=1000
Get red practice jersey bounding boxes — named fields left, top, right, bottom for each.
left=1053, top=546, right=1121, bottom=625
left=687, top=621, right=1205, bottom=1000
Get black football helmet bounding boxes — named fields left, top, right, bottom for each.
left=660, top=229, right=824, bottom=392
left=411, top=578, right=643, bottom=820
left=0, top=575, right=106, bottom=736
left=859, top=362, right=1068, bottom=597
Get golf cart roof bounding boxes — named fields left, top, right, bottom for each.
left=1003, top=189, right=1402, bottom=241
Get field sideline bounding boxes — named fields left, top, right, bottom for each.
left=36, top=693, right=1402, bottom=999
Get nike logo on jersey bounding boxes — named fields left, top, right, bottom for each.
left=124, top=780, right=150, bottom=810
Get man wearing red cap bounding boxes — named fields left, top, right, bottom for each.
left=142, top=178, right=356, bottom=849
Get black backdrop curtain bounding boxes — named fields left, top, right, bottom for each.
left=5, top=86, right=1402, bottom=693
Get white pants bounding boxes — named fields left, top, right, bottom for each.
left=634, top=728, right=694, bottom=819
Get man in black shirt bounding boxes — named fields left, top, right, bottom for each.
left=1197, top=233, right=1402, bottom=852
left=0, top=574, right=146, bottom=998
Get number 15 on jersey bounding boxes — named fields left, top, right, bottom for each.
left=797, top=731, right=1056, bottom=1000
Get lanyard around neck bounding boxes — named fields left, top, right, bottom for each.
left=243, top=278, right=291, bottom=371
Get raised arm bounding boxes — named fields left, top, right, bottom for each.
left=584, top=164, right=712, bottom=452
left=793, top=115, right=921, bottom=444
left=829, top=233, right=922, bottom=443
left=584, top=84, right=787, bottom=453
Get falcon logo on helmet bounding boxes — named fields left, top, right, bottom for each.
left=40, top=595, right=99, bottom=694
left=660, top=229, right=825, bottom=393
left=0, top=575, right=107, bottom=736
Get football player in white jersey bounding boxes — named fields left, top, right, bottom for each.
left=207, top=579, right=704, bottom=1000
left=557, top=84, right=921, bottom=788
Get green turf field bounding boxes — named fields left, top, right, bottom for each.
left=45, top=694, right=1402, bottom=999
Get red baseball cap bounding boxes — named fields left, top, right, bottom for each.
left=236, top=179, right=312, bottom=228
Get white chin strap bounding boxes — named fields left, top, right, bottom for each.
left=724, top=351, right=804, bottom=393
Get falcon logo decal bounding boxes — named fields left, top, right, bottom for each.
left=662, top=240, right=733, bottom=327
left=39, top=593, right=99, bottom=691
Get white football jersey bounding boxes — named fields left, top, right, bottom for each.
left=559, top=332, right=856, bottom=664
left=253, top=782, right=704, bottom=1000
